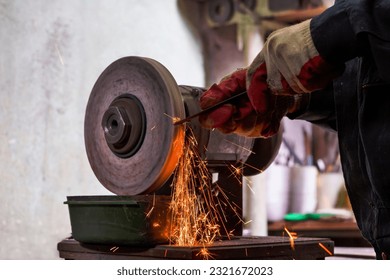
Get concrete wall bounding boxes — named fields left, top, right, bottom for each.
left=0, top=0, right=204, bottom=259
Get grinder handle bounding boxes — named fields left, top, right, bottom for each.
left=173, top=91, right=247, bottom=125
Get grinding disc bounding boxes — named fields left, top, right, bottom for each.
left=84, top=56, right=185, bottom=195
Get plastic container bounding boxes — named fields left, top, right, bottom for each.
left=65, top=195, right=171, bottom=245
left=289, top=166, right=318, bottom=214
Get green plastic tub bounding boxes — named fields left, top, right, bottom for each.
left=65, top=195, right=171, bottom=245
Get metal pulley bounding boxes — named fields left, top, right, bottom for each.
left=207, top=0, right=257, bottom=25
left=84, top=56, right=281, bottom=195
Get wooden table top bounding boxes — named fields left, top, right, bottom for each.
left=58, top=235, right=334, bottom=260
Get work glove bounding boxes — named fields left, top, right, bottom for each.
left=249, top=19, right=343, bottom=96
left=199, top=19, right=341, bottom=138
left=199, top=69, right=297, bottom=138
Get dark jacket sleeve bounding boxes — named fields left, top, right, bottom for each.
left=287, top=85, right=337, bottom=131
left=310, top=0, right=390, bottom=82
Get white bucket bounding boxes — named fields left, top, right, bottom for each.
left=265, top=164, right=291, bottom=221
left=289, top=166, right=318, bottom=213
left=317, top=172, right=345, bottom=210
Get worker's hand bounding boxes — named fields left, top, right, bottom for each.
left=199, top=69, right=296, bottom=138
left=248, top=19, right=343, bottom=96
left=199, top=19, right=340, bottom=138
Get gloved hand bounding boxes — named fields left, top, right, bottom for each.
left=199, top=19, right=341, bottom=138
left=199, top=69, right=297, bottom=138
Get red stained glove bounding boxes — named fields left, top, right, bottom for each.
left=199, top=69, right=294, bottom=138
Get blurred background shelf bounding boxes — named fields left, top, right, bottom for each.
left=268, top=219, right=372, bottom=248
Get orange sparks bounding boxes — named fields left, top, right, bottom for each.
left=55, top=43, right=64, bottom=66
left=196, top=247, right=214, bottom=260
left=223, top=139, right=255, bottom=155
left=110, top=246, right=119, bottom=253
left=172, top=117, right=181, bottom=124
left=239, top=160, right=264, bottom=174
left=168, top=125, right=246, bottom=259
left=228, top=164, right=243, bottom=180
left=145, top=206, right=154, bottom=218
left=145, top=194, right=156, bottom=218
left=284, top=227, right=298, bottom=250
left=169, top=126, right=234, bottom=257
left=318, top=242, right=333, bottom=256
left=164, top=113, right=180, bottom=124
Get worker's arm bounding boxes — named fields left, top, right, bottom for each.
left=312, top=0, right=390, bottom=82
left=287, top=86, right=337, bottom=131
left=199, top=0, right=390, bottom=138
left=198, top=15, right=339, bottom=138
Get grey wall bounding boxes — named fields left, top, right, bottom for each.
left=0, top=0, right=204, bottom=259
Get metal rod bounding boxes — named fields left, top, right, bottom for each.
left=174, top=91, right=247, bottom=125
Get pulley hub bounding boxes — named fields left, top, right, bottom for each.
left=101, top=94, right=146, bottom=158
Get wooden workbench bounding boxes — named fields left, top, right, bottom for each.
left=58, top=236, right=333, bottom=260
